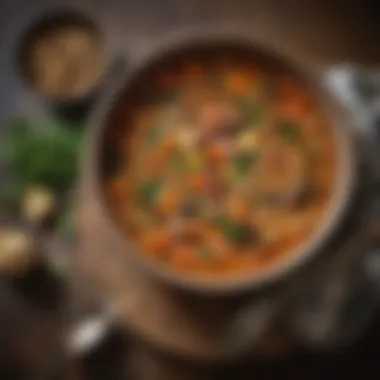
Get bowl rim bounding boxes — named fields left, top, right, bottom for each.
left=87, top=29, right=357, bottom=295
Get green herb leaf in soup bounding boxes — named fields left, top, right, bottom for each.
left=232, top=152, right=260, bottom=178
left=239, top=102, right=266, bottom=127
left=171, top=150, right=204, bottom=174
left=213, top=216, right=251, bottom=246
left=139, top=180, right=162, bottom=207
left=171, top=152, right=188, bottom=172
left=278, top=121, right=300, bottom=143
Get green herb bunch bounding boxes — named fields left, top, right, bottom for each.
left=0, top=118, right=83, bottom=209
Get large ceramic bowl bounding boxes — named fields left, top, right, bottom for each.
left=86, top=31, right=357, bottom=294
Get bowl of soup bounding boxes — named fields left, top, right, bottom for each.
left=89, top=34, right=356, bottom=293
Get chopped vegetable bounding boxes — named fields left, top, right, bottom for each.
left=232, top=151, right=260, bottom=177
left=239, top=102, right=265, bottom=126
left=227, top=197, right=250, bottom=222
left=161, top=138, right=177, bottom=156
left=188, top=172, right=207, bottom=192
left=197, top=102, right=240, bottom=133
left=185, top=150, right=204, bottom=173
left=237, top=130, right=260, bottom=151
left=176, top=129, right=198, bottom=150
left=22, top=186, right=57, bottom=225
left=212, top=215, right=251, bottom=246
left=278, top=121, right=300, bottom=143
left=172, top=245, right=198, bottom=268
left=203, top=170, right=226, bottom=199
left=226, top=163, right=240, bottom=185
left=171, top=152, right=188, bottom=172
left=139, top=180, right=162, bottom=207
left=141, top=229, right=173, bottom=256
left=147, top=152, right=166, bottom=173
left=206, top=228, right=234, bottom=257
left=156, top=187, right=180, bottom=214
left=225, top=73, right=253, bottom=95
left=204, top=141, right=230, bottom=164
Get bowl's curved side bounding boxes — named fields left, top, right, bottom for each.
left=86, top=31, right=358, bottom=295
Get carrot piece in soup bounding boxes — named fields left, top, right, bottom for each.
left=188, top=172, right=207, bottom=192
left=227, top=197, right=250, bottom=223
left=147, top=153, right=166, bottom=173
left=161, top=137, right=178, bottom=156
left=186, top=220, right=210, bottom=236
left=225, top=73, right=253, bottom=96
left=141, top=229, right=173, bottom=256
left=206, top=229, right=233, bottom=258
left=204, top=142, right=229, bottom=164
left=146, top=141, right=177, bottom=174
left=292, top=94, right=312, bottom=115
left=157, top=187, right=180, bottom=214
left=281, top=81, right=312, bottom=117
left=172, top=245, right=199, bottom=269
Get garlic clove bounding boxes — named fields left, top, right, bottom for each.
left=22, top=186, right=57, bottom=225
left=237, top=130, right=260, bottom=151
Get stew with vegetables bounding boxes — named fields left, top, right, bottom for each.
left=105, top=55, right=337, bottom=279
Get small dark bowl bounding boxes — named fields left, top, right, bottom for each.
left=16, top=9, right=108, bottom=124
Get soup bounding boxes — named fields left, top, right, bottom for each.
left=106, top=55, right=337, bottom=278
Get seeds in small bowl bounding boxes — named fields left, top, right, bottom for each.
left=18, top=10, right=106, bottom=103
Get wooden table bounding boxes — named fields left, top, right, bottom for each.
left=0, top=0, right=379, bottom=379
